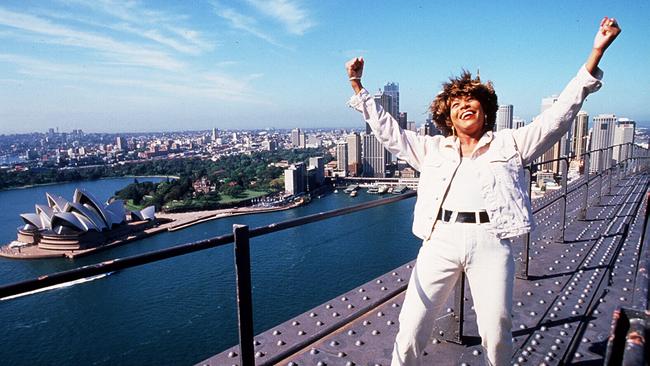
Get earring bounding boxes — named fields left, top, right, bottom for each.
left=451, top=125, right=456, bottom=137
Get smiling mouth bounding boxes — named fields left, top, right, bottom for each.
left=461, top=111, right=474, bottom=120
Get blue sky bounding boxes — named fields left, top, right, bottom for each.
left=0, top=0, right=648, bottom=134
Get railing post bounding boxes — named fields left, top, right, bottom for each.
left=581, top=152, right=590, bottom=220
left=560, top=156, right=569, bottom=243
left=233, top=224, right=255, bottom=366
left=518, top=165, right=532, bottom=279
left=608, top=146, right=614, bottom=194
left=598, top=148, right=604, bottom=203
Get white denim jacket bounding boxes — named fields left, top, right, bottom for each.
left=348, top=65, right=603, bottom=240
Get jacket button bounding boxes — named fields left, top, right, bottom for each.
left=434, top=197, right=439, bottom=200
left=442, top=177, right=446, bottom=181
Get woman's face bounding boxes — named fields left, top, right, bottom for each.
left=449, top=95, right=485, bottom=137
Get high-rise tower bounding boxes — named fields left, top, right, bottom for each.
left=572, top=111, right=589, bottom=160
left=346, top=132, right=361, bottom=177
left=613, top=118, right=635, bottom=164
left=383, top=82, right=399, bottom=119
left=590, top=114, right=617, bottom=172
left=496, top=105, right=513, bottom=131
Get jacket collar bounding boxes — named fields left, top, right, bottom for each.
left=442, top=130, right=494, bottom=150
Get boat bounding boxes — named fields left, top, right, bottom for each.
left=349, top=191, right=358, bottom=197
left=367, top=184, right=388, bottom=194
left=344, top=184, right=359, bottom=193
left=392, top=185, right=408, bottom=194
left=334, top=189, right=339, bottom=193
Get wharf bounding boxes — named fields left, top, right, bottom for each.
left=200, top=172, right=650, bottom=365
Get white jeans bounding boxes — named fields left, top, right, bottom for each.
left=391, top=221, right=514, bottom=366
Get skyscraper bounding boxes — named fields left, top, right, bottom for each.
left=116, top=136, right=127, bottom=151
left=496, top=105, right=513, bottom=131
left=383, top=82, right=399, bottom=119
left=336, top=141, right=348, bottom=174
left=363, top=133, right=390, bottom=178
left=211, top=128, right=218, bottom=142
left=613, top=118, right=635, bottom=164
left=538, top=96, right=564, bottom=173
left=590, top=114, right=617, bottom=172
left=398, top=112, right=408, bottom=130
left=290, top=128, right=305, bottom=148
left=572, top=111, right=589, bottom=160
left=308, top=157, right=325, bottom=185
left=284, top=162, right=306, bottom=195
left=346, top=132, right=361, bottom=176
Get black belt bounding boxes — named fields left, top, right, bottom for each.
left=436, top=209, right=490, bottom=223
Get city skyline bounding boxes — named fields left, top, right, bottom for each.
left=1, top=1, right=649, bottom=134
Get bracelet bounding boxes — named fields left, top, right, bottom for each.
left=349, top=76, right=361, bottom=81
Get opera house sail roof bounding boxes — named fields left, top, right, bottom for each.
left=16, top=188, right=156, bottom=251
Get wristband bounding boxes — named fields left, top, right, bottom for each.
left=349, top=76, right=361, bottom=81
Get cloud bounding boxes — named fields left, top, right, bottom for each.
left=245, top=0, right=314, bottom=35
left=214, top=6, right=287, bottom=48
left=34, top=3, right=215, bottom=55
left=0, top=53, right=265, bottom=103
left=0, top=7, right=184, bottom=70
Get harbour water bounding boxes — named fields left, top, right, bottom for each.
left=0, top=178, right=419, bottom=365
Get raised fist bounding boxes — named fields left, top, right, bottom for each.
left=345, top=57, right=364, bottom=79
left=593, top=17, right=621, bottom=52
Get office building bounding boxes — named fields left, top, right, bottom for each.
left=336, top=141, right=348, bottom=174
left=398, top=112, right=408, bottom=130
left=346, top=132, right=362, bottom=176
left=613, top=118, right=635, bottom=164
left=284, top=162, right=306, bottom=195
left=572, top=111, right=589, bottom=160
left=496, top=104, right=513, bottom=131
left=363, top=133, right=390, bottom=178
left=538, top=96, right=566, bottom=173
left=290, top=128, right=305, bottom=149
left=308, top=157, right=325, bottom=185
left=590, top=114, right=617, bottom=172
left=383, top=82, right=400, bottom=119
left=116, top=136, right=127, bottom=152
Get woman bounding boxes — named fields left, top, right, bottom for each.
left=345, top=17, right=620, bottom=366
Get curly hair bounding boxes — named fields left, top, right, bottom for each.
left=429, top=71, right=498, bottom=137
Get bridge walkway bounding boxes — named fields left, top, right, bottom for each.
left=201, top=172, right=650, bottom=366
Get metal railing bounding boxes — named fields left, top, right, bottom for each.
left=1, top=142, right=649, bottom=365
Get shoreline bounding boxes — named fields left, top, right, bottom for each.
left=0, top=175, right=177, bottom=192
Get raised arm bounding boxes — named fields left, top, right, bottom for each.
left=344, top=57, right=432, bottom=170
left=512, top=17, right=621, bottom=165
left=586, top=17, right=621, bottom=75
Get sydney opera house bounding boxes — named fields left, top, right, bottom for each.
left=16, top=188, right=156, bottom=251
